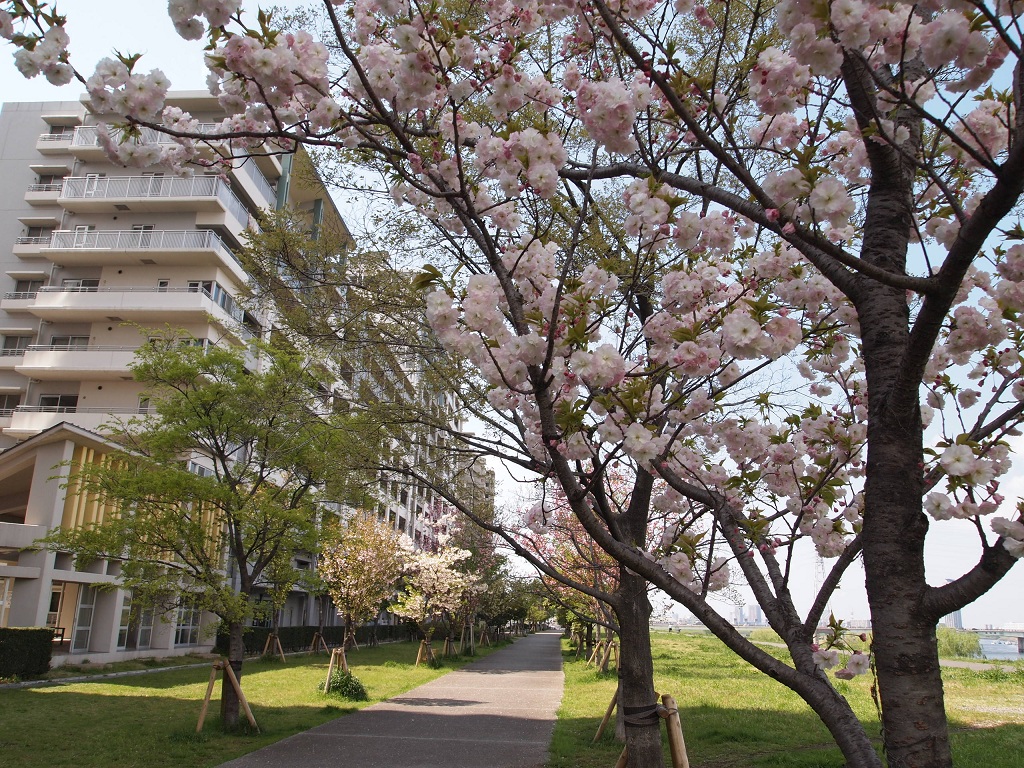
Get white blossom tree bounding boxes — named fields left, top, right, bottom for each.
left=6, top=1, right=1024, bottom=765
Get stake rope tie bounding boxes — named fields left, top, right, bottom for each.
left=622, top=704, right=662, bottom=728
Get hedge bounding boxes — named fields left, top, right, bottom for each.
left=213, top=623, right=410, bottom=656
left=0, top=627, right=53, bottom=679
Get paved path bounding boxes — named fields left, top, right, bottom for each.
left=219, top=630, right=565, bottom=768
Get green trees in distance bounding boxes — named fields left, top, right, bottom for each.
left=46, top=332, right=379, bottom=728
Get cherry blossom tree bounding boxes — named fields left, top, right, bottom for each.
left=318, top=511, right=404, bottom=649
left=6, top=0, right=1024, bottom=765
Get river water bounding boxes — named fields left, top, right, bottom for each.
left=980, top=637, right=1022, bottom=662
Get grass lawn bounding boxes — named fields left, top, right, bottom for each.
left=550, top=631, right=1024, bottom=768
left=0, top=640, right=503, bottom=768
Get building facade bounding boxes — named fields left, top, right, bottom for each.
left=0, top=95, right=350, bottom=664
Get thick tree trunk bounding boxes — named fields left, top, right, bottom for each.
left=863, top=410, right=950, bottom=767
left=615, top=568, right=664, bottom=768
left=220, top=620, right=245, bottom=729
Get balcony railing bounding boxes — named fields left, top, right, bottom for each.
left=13, top=404, right=151, bottom=414
left=34, top=285, right=248, bottom=325
left=38, top=132, right=72, bottom=142
left=60, top=175, right=251, bottom=225
left=26, top=343, right=139, bottom=352
left=27, top=183, right=64, bottom=192
left=14, top=236, right=51, bottom=245
left=72, top=124, right=222, bottom=148
left=2, top=292, right=38, bottom=300
left=0, top=348, right=28, bottom=357
left=46, top=228, right=241, bottom=264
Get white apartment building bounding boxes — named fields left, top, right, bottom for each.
left=0, top=94, right=348, bottom=663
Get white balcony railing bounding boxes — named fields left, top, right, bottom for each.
left=60, top=175, right=250, bottom=225
left=46, top=228, right=241, bottom=265
left=72, top=124, right=222, bottom=148
left=34, top=285, right=247, bottom=325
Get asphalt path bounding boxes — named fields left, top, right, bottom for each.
left=217, top=630, right=565, bottom=768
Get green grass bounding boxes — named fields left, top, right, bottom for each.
left=550, top=631, right=1024, bottom=768
left=0, top=640, right=503, bottom=768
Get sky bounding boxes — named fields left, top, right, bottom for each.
left=1, top=0, right=1022, bottom=628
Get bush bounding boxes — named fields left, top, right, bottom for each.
left=318, top=670, right=368, bottom=700
left=0, top=627, right=53, bottom=679
left=936, top=627, right=982, bottom=659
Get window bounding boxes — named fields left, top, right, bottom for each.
left=13, top=279, right=42, bottom=296
left=61, top=278, right=99, bottom=291
left=83, top=173, right=105, bottom=197
left=187, top=461, right=214, bottom=478
left=38, top=394, right=78, bottom=411
left=1, top=336, right=30, bottom=356
left=175, top=598, right=202, bottom=646
left=0, top=394, right=22, bottom=415
left=43, top=125, right=73, bottom=139
left=187, top=280, right=213, bottom=297
left=49, top=335, right=89, bottom=349
left=131, top=224, right=154, bottom=247
left=72, top=585, right=97, bottom=654
left=36, top=173, right=65, bottom=187
left=26, top=226, right=52, bottom=241
left=138, top=396, right=151, bottom=414
left=117, top=592, right=154, bottom=651
left=72, top=225, right=95, bottom=247
left=157, top=279, right=169, bottom=292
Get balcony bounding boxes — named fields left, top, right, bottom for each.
left=0, top=291, right=38, bottom=313
left=58, top=175, right=252, bottom=228
left=25, top=183, right=64, bottom=205
left=42, top=229, right=244, bottom=277
left=4, top=405, right=150, bottom=440
left=35, top=132, right=73, bottom=154
left=12, top=236, right=51, bottom=257
left=0, top=347, right=27, bottom=370
left=70, top=124, right=224, bottom=159
left=22, top=285, right=248, bottom=331
left=16, top=344, right=140, bottom=380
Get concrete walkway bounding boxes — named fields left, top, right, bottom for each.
left=219, top=630, right=565, bottom=768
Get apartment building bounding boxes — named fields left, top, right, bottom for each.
left=0, top=94, right=354, bottom=663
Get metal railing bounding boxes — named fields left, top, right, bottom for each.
left=13, top=404, right=151, bottom=414
left=233, top=155, right=276, bottom=206
left=14, top=236, right=50, bottom=245
left=0, top=348, right=27, bottom=357
left=46, top=228, right=239, bottom=264
left=2, top=291, right=38, bottom=300
left=73, top=124, right=222, bottom=148
left=33, top=285, right=248, bottom=325
left=26, top=344, right=140, bottom=352
left=27, top=183, right=63, bottom=192
left=37, top=132, right=72, bottom=142
left=60, top=175, right=251, bottom=225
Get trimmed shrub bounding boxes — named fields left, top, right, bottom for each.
left=0, top=627, right=53, bottom=679
left=318, top=670, right=368, bottom=700
left=213, top=623, right=406, bottom=656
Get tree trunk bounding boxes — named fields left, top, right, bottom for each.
left=616, top=568, right=664, bottom=768
left=220, top=620, right=245, bottom=729
left=863, top=407, right=950, bottom=767
left=585, top=622, right=595, bottom=660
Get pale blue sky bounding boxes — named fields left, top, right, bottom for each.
left=2, top=0, right=1023, bottom=629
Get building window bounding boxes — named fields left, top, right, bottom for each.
left=1, top=336, right=30, bottom=357
left=13, top=279, right=42, bottom=296
left=175, top=598, right=202, bottom=646
left=60, top=278, right=99, bottom=291
left=118, top=592, right=154, bottom=651
left=38, top=394, right=78, bottom=411
left=0, top=394, right=22, bottom=416
left=49, top=335, right=90, bottom=349
left=72, top=585, right=97, bottom=654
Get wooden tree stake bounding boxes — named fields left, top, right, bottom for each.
left=309, top=632, right=329, bottom=653
left=614, top=746, right=628, bottom=768
left=661, top=694, right=690, bottom=768
left=197, top=661, right=259, bottom=733
left=593, top=683, right=619, bottom=742
left=196, top=663, right=220, bottom=732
